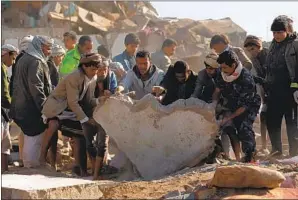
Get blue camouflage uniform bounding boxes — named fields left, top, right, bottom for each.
left=215, top=67, right=261, bottom=161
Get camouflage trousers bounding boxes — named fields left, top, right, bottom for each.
left=232, top=110, right=259, bottom=156
left=217, top=107, right=259, bottom=158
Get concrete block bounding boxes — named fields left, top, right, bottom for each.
left=2, top=173, right=106, bottom=199
left=93, top=94, right=217, bottom=180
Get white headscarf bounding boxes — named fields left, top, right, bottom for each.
left=1, top=44, right=19, bottom=56
left=50, top=44, right=66, bottom=57
left=26, top=35, right=54, bottom=63
left=221, top=62, right=243, bottom=82
left=19, top=35, right=34, bottom=52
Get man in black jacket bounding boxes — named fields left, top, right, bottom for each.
left=266, top=16, right=298, bottom=157
left=153, top=60, right=197, bottom=105
left=10, top=35, right=54, bottom=168
left=10, top=35, right=33, bottom=96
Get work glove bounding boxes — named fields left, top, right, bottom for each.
left=293, top=90, right=298, bottom=104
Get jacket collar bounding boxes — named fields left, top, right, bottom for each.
left=73, top=44, right=81, bottom=60
left=133, top=64, right=156, bottom=81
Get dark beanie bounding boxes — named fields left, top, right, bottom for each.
left=271, top=16, right=288, bottom=32
left=173, top=60, right=189, bottom=73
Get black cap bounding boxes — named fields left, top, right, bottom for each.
left=271, top=16, right=288, bottom=32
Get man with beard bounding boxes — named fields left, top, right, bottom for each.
left=153, top=60, right=197, bottom=105
left=115, top=50, right=164, bottom=100
left=10, top=35, right=54, bottom=168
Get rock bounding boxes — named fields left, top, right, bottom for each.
left=183, top=184, right=195, bottom=193
left=2, top=173, right=107, bottom=199
left=163, top=190, right=181, bottom=199
left=93, top=94, right=217, bottom=180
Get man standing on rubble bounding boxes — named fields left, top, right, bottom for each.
left=10, top=35, right=54, bottom=168
left=210, top=34, right=253, bottom=71
left=9, top=35, right=33, bottom=168
left=213, top=50, right=261, bottom=163
left=151, top=38, right=177, bottom=72
left=244, top=35, right=269, bottom=155
left=115, top=50, right=164, bottom=100
left=1, top=44, right=18, bottom=172
left=59, top=35, right=93, bottom=78
left=266, top=16, right=298, bottom=157
left=112, top=33, right=140, bottom=71
left=63, top=31, right=77, bottom=52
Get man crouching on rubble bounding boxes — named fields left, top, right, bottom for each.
left=41, top=53, right=109, bottom=180
left=212, top=50, right=261, bottom=163
left=152, top=60, right=197, bottom=105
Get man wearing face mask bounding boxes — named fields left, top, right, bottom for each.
left=213, top=50, right=261, bottom=163
left=155, top=60, right=197, bottom=105
left=266, top=16, right=298, bottom=157
left=10, top=35, right=54, bottom=168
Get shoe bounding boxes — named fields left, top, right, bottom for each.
left=241, top=151, right=256, bottom=163
left=259, top=148, right=270, bottom=155
left=269, top=151, right=283, bottom=158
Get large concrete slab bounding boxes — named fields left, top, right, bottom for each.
left=1, top=172, right=114, bottom=199
left=93, top=95, right=217, bottom=180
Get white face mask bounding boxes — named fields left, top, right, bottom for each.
left=221, top=63, right=243, bottom=82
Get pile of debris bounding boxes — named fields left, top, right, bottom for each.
left=2, top=1, right=247, bottom=72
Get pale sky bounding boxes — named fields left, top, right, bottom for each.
left=151, top=1, right=298, bottom=41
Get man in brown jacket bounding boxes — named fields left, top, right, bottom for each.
left=41, top=53, right=109, bottom=179
left=210, top=34, right=253, bottom=71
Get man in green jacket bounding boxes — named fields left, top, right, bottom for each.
left=59, top=35, right=93, bottom=78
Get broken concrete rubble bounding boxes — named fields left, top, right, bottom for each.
left=2, top=1, right=249, bottom=72
left=93, top=94, right=217, bottom=179
left=1, top=172, right=115, bottom=199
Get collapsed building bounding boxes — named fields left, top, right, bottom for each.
left=1, top=1, right=247, bottom=72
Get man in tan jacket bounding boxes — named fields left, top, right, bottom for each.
left=210, top=34, right=253, bottom=71
left=41, top=53, right=109, bottom=179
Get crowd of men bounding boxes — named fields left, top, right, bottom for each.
left=1, top=15, right=298, bottom=180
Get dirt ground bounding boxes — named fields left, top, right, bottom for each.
left=7, top=118, right=297, bottom=199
